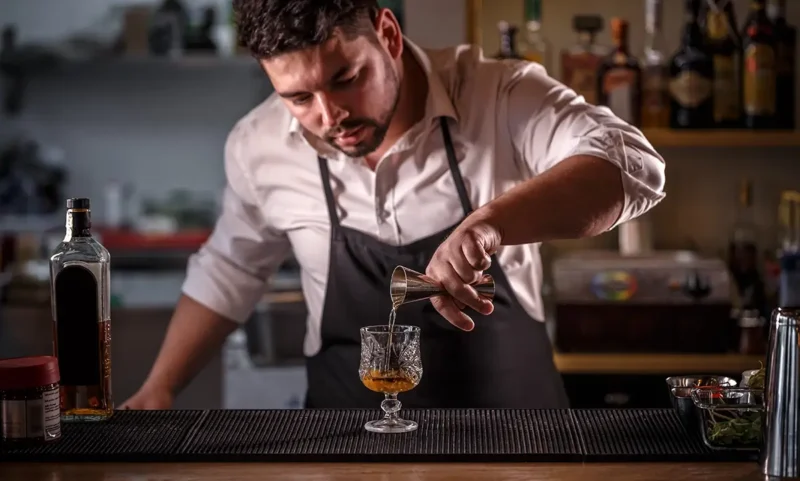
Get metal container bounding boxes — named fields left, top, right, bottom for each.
left=761, top=307, right=800, bottom=478
left=666, top=375, right=737, bottom=430
left=390, top=266, right=494, bottom=308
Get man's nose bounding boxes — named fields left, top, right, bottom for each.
left=317, top=94, right=347, bottom=129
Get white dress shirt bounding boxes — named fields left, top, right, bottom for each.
left=181, top=38, right=667, bottom=357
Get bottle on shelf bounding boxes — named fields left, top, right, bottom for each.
left=778, top=190, right=800, bottom=307
left=597, top=18, right=641, bottom=126
left=669, top=0, right=714, bottom=129
left=495, top=21, right=523, bottom=60
left=561, top=15, right=607, bottom=106
left=641, top=0, right=670, bottom=128
left=49, top=198, right=113, bottom=422
left=742, top=0, right=777, bottom=129
left=704, top=0, right=743, bottom=128
left=768, top=0, right=796, bottom=130
left=728, top=179, right=766, bottom=315
left=520, top=0, right=551, bottom=72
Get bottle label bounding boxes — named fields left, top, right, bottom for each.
left=43, top=388, right=61, bottom=439
left=603, top=68, right=638, bottom=124
left=744, top=43, right=776, bottom=115
left=54, top=265, right=102, bottom=386
left=669, top=71, right=712, bottom=107
left=713, top=54, right=741, bottom=122
left=642, top=65, right=669, bottom=125
left=561, top=52, right=601, bottom=105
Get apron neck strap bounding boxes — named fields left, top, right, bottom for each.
left=317, top=116, right=473, bottom=228
left=439, top=117, right=473, bottom=217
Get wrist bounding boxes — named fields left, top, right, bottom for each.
left=469, top=203, right=506, bottom=246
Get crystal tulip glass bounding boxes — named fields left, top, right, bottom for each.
left=359, top=325, right=422, bottom=433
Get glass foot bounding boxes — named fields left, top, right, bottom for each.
left=364, top=417, right=418, bottom=433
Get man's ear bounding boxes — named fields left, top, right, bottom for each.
left=373, top=7, right=403, bottom=60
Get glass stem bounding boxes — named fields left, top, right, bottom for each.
left=381, top=393, right=401, bottom=422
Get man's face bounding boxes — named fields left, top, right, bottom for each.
left=262, top=22, right=401, bottom=158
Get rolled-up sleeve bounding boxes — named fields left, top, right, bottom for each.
left=504, top=63, right=666, bottom=229
left=181, top=126, right=292, bottom=323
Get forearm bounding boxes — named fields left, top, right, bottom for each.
left=475, top=155, right=625, bottom=246
left=142, top=294, right=239, bottom=396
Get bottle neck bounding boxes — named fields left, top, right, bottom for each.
left=64, top=209, right=92, bottom=240
left=500, top=32, right=517, bottom=57
left=611, top=26, right=629, bottom=54
left=683, top=7, right=705, bottom=48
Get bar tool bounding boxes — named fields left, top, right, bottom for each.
left=390, top=266, right=495, bottom=308
left=760, top=307, right=800, bottom=478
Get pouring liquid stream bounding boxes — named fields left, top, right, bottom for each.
left=383, top=306, right=397, bottom=371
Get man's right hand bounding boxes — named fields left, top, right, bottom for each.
left=119, top=385, right=174, bottom=410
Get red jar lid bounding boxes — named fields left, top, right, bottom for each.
left=0, top=356, right=60, bottom=391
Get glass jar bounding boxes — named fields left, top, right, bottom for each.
left=0, top=356, right=62, bottom=447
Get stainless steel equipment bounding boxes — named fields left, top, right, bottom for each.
left=390, top=266, right=494, bottom=308
left=761, top=307, right=800, bottom=478
left=551, top=250, right=733, bottom=353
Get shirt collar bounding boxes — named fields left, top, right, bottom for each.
left=286, top=37, right=459, bottom=141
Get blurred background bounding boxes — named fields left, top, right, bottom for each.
left=1, top=0, right=798, bottom=411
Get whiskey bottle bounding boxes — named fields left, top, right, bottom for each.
left=50, top=198, right=113, bottom=422
left=768, top=0, right=796, bottom=129
left=705, top=0, right=742, bottom=128
left=742, top=0, right=777, bottom=129
left=669, top=0, right=714, bottom=129
left=495, top=22, right=522, bottom=60
left=561, top=15, right=607, bottom=105
left=520, top=0, right=551, bottom=71
left=641, top=0, right=670, bottom=128
left=597, top=18, right=641, bottom=126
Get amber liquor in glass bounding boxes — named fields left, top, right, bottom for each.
left=669, top=0, right=714, bottom=129
left=742, top=0, right=777, bottom=129
left=768, top=0, right=796, bottom=129
left=705, top=0, right=743, bottom=128
left=49, top=198, right=113, bottom=422
left=597, top=18, right=641, bottom=126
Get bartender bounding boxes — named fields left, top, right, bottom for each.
left=122, top=0, right=665, bottom=410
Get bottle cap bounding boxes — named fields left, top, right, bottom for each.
left=67, top=198, right=91, bottom=210
left=0, top=356, right=60, bottom=390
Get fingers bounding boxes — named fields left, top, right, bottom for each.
left=461, top=233, right=491, bottom=271
left=431, top=295, right=474, bottom=331
left=438, top=263, right=493, bottom=315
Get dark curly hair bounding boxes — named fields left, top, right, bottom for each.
left=232, top=0, right=381, bottom=59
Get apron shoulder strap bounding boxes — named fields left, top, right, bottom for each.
left=317, top=156, right=341, bottom=229
left=439, top=117, right=473, bottom=217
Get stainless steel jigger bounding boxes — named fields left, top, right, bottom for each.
left=761, top=307, right=800, bottom=478
left=390, top=266, right=495, bottom=308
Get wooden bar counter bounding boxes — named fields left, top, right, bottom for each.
left=0, top=461, right=765, bottom=480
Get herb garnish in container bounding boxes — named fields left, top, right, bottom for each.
left=690, top=387, right=764, bottom=450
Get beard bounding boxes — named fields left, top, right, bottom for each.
left=322, top=55, right=401, bottom=157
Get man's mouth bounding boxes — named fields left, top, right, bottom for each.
left=335, top=125, right=366, bottom=146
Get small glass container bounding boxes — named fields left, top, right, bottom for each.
left=0, top=356, right=62, bottom=446
left=691, top=387, right=763, bottom=451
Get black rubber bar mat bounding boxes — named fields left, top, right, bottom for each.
left=0, top=408, right=755, bottom=462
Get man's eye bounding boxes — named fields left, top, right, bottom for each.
left=292, top=95, right=312, bottom=106
left=337, top=74, right=357, bottom=85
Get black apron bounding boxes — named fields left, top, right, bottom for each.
left=304, top=117, right=569, bottom=409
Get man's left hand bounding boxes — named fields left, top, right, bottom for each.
left=425, top=216, right=501, bottom=331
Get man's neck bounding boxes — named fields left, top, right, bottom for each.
left=364, top=47, right=428, bottom=169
